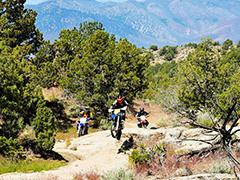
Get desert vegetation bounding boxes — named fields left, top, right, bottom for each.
left=1, top=0, right=240, bottom=179
left=0, top=0, right=150, bottom=172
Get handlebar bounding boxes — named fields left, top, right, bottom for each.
left=108, top=106, right=127, bottom=113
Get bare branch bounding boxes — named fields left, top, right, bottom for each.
left=208, top=112, right=221, bottom=129
left=190, top=121, right=218, bottom=132
left=222, top=101, right=237, bottom=130
left=228, top=108, right=240, bottom=135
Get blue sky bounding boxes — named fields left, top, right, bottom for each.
left=26, top=0, right=48, bottom=4
left=25, top=0, right=143, bottom=5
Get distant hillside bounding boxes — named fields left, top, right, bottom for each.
left=150, top=46, right=195, bottom=64
left=27, top=0, right=240, bottom=47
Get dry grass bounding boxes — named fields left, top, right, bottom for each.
left=56, top=127, right=77, bottom=141
left=134, top=146, right=237, bottom=179
left=56, top=126, right=99, bottom=142
left=42, top=87, right=64, bottom=101
left=157, top=115, right=179, bottom=127
left=129, top=100, right=179, bottom=128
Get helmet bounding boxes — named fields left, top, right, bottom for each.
left=117, top=97, right=124, bottom=104
left=140, top=107, right=144, bottom=111
left=80, top=110, right=84, bottom=115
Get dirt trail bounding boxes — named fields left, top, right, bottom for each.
left=0, top=130, right=132, bottom=180
left=0, top=126, right=169, bottom=180
left=0, top=101, right=167, bottom=180
left=127, top=100, right=172, bottom=127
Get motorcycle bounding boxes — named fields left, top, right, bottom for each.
left=77, top=117, right=89, bottom=137
left=109, top=106, right=127, bottom=140
left=137, top=115, right=149, bottom=128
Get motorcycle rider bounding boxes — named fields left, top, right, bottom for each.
left=76, top=120, right=81, bottom=131
left=135, top=107, right=149, bottom=127
left=85, top=106, right=94, bottom=119
left=78, top=114, right=89, bottom=136
left=77, top=106, right=94, bottom=136
left=135, top=107, right=149, bottom=118
left=108, top=94, right=128, bottom=139
left=111, top=95, right=128, bottom=120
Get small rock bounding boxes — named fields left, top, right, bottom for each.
left=174, top=167, right=192, bottom=177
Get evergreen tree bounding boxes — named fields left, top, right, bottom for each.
left=177, top=40, right=240, bottom=165
left=0, top=0, right=43, bottom=54
left=33, top=106, right=56, bottom=152
left=79, top=21, right=104, bottom=40
left=222, top=39, right=233, bottom=51
left=62, top=30, right=150, bottom=117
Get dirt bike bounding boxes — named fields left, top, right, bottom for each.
left=109, top=106, right=127, bottom=140
left=77, top=117, right=89, bottom=137
left=137, top=115, right=149, bottom=128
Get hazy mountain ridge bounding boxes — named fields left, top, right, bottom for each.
left=28, top=0, right=240, bottom=47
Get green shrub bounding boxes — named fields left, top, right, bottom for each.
left=198, top=119, right=214, bottom=127
left=197, top=112, right=214, bottom=127
left=149, top=45, right=158, bottom=51
left=184, top=43, right=198, bottom=48
left=157, top=117, right=170, bottom=127
left=103, top=169, right=134, bottom=180
left=99, top=118, right=111, bottom=130
left=222, top=39, right=233, bottom=50
left=159, top=46, right=177, bottom=61
left=68, top=105, right=81, bottom=118
left=129, top=144, right=165, bottom=165
left=32, top=107, right=56, bottom=152
left=129, top=149, right=150, bottom=165
left=237, top=40, right=240, bottom=48
left=152, top=143, right=166, bottom=155
left=0, top=137, right=23, bottom=159
left=143, top=61, right=178, bottom=110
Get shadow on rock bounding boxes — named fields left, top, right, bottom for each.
left=118, top=136, right=136, bottom=154
left=40, top=150, right=68, bottom=162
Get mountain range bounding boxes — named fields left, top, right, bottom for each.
left=27, top=0, right=240, bottom=47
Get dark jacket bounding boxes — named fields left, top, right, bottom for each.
left=136, top=110, right=149, bottom=117
left=111, top=99, right=128, bottom=109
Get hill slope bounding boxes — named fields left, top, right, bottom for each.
left=27, top=0, right=240, bottom=47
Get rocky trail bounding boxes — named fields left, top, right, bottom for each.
left=1, top=124, right=238, bottom=180
left=0, top=123, right=162, bottom=180
left=0, top=100, right=165, bottom=180
left=0, top=100, right=239, bottom=179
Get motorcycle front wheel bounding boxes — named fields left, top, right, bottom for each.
left=111, top=124, right=117, bottom=138
left=137, top=123, right=142, bottom=128
left=77, top=129, right=81, bottom=137
left=116, top=129, right=122, bottom=140
left=143, top=120, right=149, bottom=128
